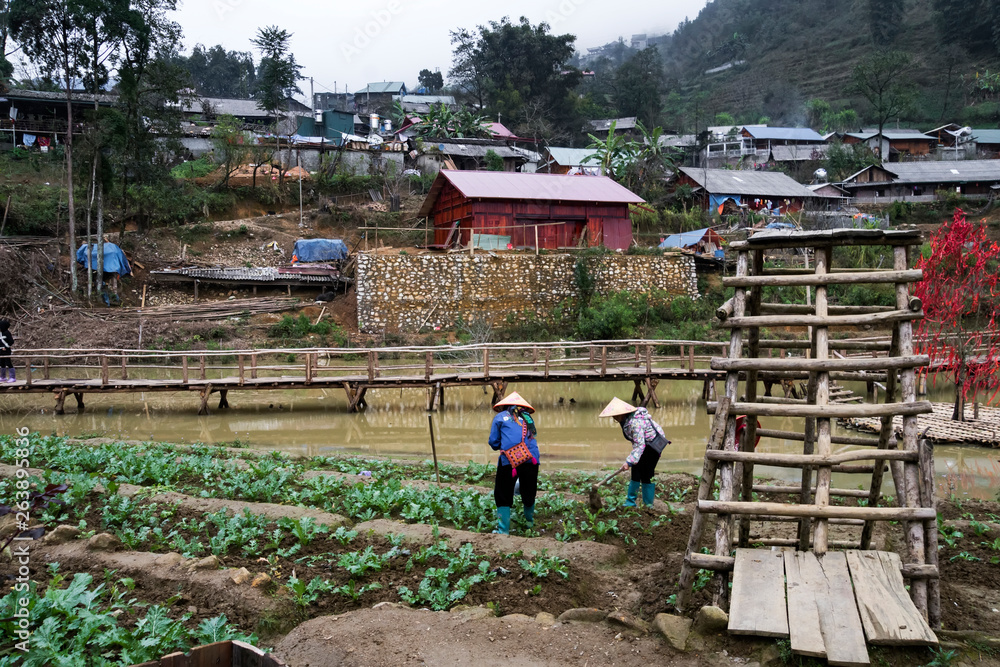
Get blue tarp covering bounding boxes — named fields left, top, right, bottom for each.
left=765, top=221, right=797, bottom=230
left=660, top=228, right=712, bottom=249
left=709, top=194, right=739, bottom=211
left=292, top=239, right=349, bottom=262
left=76, top=243, right=131, bottom=276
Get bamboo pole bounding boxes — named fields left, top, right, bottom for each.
left=755, top=428, right=880, bottom=447
left=723, top=269, right=921, bottom=287
left=705, top=449, right=917, bottom=467
left=705, top=400, right=932, bottom=418
left=720, top=309, right=923, bottom=329
left=697, top=500, right=935, bottom=521
left=739, top=249, right=763, bottom=548
left=711, top=355, right=928, bottom=372
left=812, top=246, right=832, bottom=555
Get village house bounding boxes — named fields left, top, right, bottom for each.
left=0, top=88, right=114, bottom=149
left=415, top=138, right=531, bottom=173
left=739, top=126, right=826, bottom=159
left=354, top=81, right=407, bottom=114
left=537, top=147, right=602, bottom=175
left=395, top=94, right=457, bottom=114
left=417, top=171, right=643, bottom=251
left=673, top=167, right=822, bottom=214
left=928, top=123, right=975, bottom=159
left=587, top=116, right=638, bottom=138
left=971, top=129, right=1000, bottom=158
left=839, top=160, right=1000, bottom=202
left=842, top=129, right=935, bottom=161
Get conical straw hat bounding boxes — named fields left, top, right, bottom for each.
left=599, top=397, right=638, bottom=418
left=493, top=391, right=534, bottom=413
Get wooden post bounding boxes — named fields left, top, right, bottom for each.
left=425, top=351, right=433, bottom=382
left=238, top=354, right=245, bottom=386
left=100, top=355, right=109, bottom=386
left=251, top=353, right=257, bottom=380
left=483, top=349, right=490, bottom=378
left=689, top=344, right=695, bottom=372
left=199, top=355, right=206, bottom=381
left=428, top=414, right=441, bottom=485
left=861, top=329, right=900, bottom=550
left=544, top=349, right=550, bottom=378
left=896, top=244, right=929, bottom=619
left=532, top=346, right=538, bottom=371
left=305, top=353, right=312, bottom=385
left=739, top=249, right=763, bottom=548
left=367, top=350, right=375, bottom=382
left=812, top=246, right=833, bottom=556
left=193, top=279, right=199, bottom=302
left=713, top=250, right=748, bottom=608
left=534, top=225, right=539, bottom=255
left=919, top=439, right=941, bottom=629
left=24, top=358, right=30, bottom=387
left=645, top=344, right=652, bottom=375
left=121, top=354, right=127, bottom=381
left=43, top=356, right=49, bottom=380
left=182, top=356, right=189, bottom=383
left=600, top=346, right=606, bottom=377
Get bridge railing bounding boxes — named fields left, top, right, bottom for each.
left=7, top=339, right=731, bottom=387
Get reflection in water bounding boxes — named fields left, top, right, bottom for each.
left=0, top=378, right=995, bottom=500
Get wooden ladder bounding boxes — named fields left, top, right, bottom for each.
left=676, top=229, right=940, bottom=631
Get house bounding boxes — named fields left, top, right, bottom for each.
left=537, top=147, right=602, bottom=175
left=703, top=125, right=824, bottom=166
left=740, top=127, right=826, bottom=153
left=354, top=82, right=407, bottom=113
left=971, top=129, right=1000, bottom=157
left=177, top=95, right=310, bottom=135
left=842, top=129, right=935, bottom=161
left=416, top=138, right=531, bottom=173
left=416, top=171, right=644, bottom=251
left=839, top=160, right=1000, bottom=202
left=0, top=88, right=115, bottom=148
left=395, top=94, right=456, bottom=114
left=674, top=167, right=821, bottom=214
left=294, top=110, right=356, bottom=145
left=313, top=92, right=353, bottom=112
left=587, top=117, right=638, bottom=137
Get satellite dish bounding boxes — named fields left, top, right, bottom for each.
left=814, top=168, right=828, bottom=182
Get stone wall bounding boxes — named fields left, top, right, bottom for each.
left=356, top=252, right=699, bottom=333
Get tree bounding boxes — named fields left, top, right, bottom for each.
left=868, top=0, right=904, bottom=44
left=915, top=209, right=1000, bottom=421
left=448, top=17, right=580, bottom=133
left=417, top=68, right=443, bottom=93
left=850, top=50, right=915, bottom=159
left=251, top=25, right=301, bottom=119
left=584, top=121, right=638, bottom=182
left=10, top=0, right=89, bottom=292
left=823, top=141, right=879, bottom=181
left=0, top=0, right=13, bottom=90
left=212, top=114, right=250, bottom=187
left=611, top=47, right=665, bottom=129
left=173, top=44, right=256, bottom=98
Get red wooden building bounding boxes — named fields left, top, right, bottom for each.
left=416, top=171, right=644, bottom=251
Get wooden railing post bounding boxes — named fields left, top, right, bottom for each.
left=425, top=351, right=433, bottom=382
left=121, top=354, right=128, bottom=380
left=199, top=355, right=206, bottom=381
left=24, top=358, right=30, bottom=387
left=251, top=353, right=257, bottom=380
left=238, top=354, right=245, bottom=386
left=645, top=344, right=652, bottom=375
left=532, top=346, right=538, bottom=371
left=689, top=345, right=695, bottom=372
left=483, top=349, right=490, bottom=378
left=101, top=356, right=109, bottom=386
left=305, top=353, right=312, bottom=385
left=600, top=346, right=607, bottom=377
left=367, top=351, right=375, bottom=382
left=182, top=356, right=189, bottom=383
left=43, top=356, right=49, bottom=380
left=544, top=349, right=550, bottom=378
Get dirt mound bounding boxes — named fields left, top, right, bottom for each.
left=273, top=605, right=692, bottom=667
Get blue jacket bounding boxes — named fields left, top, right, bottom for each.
left=489, top=408, right=539, bottom=467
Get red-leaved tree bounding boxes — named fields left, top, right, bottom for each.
left=915, top=209, right=1000, bottom=420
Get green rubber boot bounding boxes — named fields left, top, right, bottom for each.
left=624, top=480, right=641, bottom=507
left=492, top=506, right=511, bottom=534
left=641, top=482, right=655, bottom=507
left=523, top=504, right=535, bottom=529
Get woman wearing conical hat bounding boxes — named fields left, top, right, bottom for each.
left=599, top=397, right=671, bottom=508
left=488, top=391, right=539, bottom=535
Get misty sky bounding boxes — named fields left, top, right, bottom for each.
left=172, top=0, right=708, bottom=100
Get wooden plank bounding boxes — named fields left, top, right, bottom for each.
left=729, top=549, right=788, bottom=637
left=712, top=356, right=927, bottom=372
left=698, top=500, right=935, bottom=521
left=784, top=551, right=870, bottom=666
left=846, top=550, right=938, bottom=646
left=706, top=400, right=933, bottom=419
left=720, top=309, right=922, bottom=329
left=724, top=269, right=922, bottom=287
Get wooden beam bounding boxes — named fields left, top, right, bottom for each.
left=698, top=500, right=935, bottom=521
left=755, top=428, right=881, bottom=447
left=752, top=484, right=872, bottom=499
left=724, top=269, right=922, bottom=287
left=706, top=400, right=932, bottom=418
left=711, top=355, right=928, bottom=372
left=720, top=309, right=923, bottom=329
left=706, top=449, right=917, bottom=467
left=758, top=339, right=892, bottom=351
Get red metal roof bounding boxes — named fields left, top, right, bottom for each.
left=418, top=171, right=644, bottom=217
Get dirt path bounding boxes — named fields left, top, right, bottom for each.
left=273, top=605, right=724, bottom=667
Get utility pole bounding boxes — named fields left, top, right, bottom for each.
left=310, top=76, right=315, bottom=114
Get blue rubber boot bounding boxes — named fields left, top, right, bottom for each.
left=624, top=480, right=641, bottom=507
left=492, top=506, right=511, bottom=534
left=523, top=504, right=535, bottom=529
left=641, top=483, right=655, bottom=507
left=8, top=368, right=15, bottom=383
left=0, top=368, right=6, bottom=381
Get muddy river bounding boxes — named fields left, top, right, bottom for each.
left=0, top=376, right=996, bottom=500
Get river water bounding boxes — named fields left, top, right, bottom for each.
left=0, top=376, right=996, bottom=500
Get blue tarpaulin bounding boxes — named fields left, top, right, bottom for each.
left=292, top=239, right=349, bottom=262
left=659, top=228, right=724, bottom=250
left=76, top=243, right=131, bottom=276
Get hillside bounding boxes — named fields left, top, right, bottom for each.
left=657, top=0, right=1000, bottom=128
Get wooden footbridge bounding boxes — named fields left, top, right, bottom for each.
left=0, top=340, right=749, bottom=415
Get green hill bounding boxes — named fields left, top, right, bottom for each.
left=656, top=0, right=1000, bottom=129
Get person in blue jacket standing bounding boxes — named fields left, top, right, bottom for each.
left=488, top=392, right=539, bottom=535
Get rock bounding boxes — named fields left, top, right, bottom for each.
left=229, top=567, right=252, bottom=584
left=692, top=605, right=729, bottom=636
left=189, top=555, right=221, bottom=571
left=758, top=644, right=782, bottom=666
left=450, top=605, right=493, bottom=621
left=43, top=524, right=81, bottom=544
left=155, top=552, right=185, bottom=568
left=88, top=533, right=119, bottom=552
left=558, top=608, right=608, bottom=623
left=372, top=601, right=403, bottom=610
left=187, top=606, right=198, bottom=614
left=606, top=611, right=650, bottom=634
left=653, top=613, right=692, bottom=651
left=251, top=573, right=271, bottom=587
left=535, top=612, right=557, bottom=627
left=501, top=614, right=533, bottom=623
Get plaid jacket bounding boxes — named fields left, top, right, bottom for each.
left=622, top=408, right=667, bottom=466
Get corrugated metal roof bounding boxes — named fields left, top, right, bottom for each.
left=972, top=129, right=1000, bottom=144
left=844, top=160, right=1000, bottom=186
left=743, top=127, right=825, bottom=142
left=418, top=172, right=644, bottom=217
left=678, top=168, right=819, bottom=198
left=153, top=267, right=337, bottom=283
left=354, top=81, right=406, bottom=95
left=845, top=130, right=935, bottom=141
left=397, top=94, right=455, bottom=105
left=588, top=117, right=637, bottom=131
left=488, top=122, right=516, bottom=138
left=3, top=88, right=115, bottom=105
left=431, top=143, right=526, bottom=159
left=545, top=147, right=600, bottom=167
left=770, top=145, right=828, bottom=161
